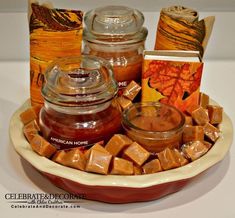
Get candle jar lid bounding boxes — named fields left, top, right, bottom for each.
left=41, top=55, right=118, bottom=109
left=83, top=5, right=148, bottom=43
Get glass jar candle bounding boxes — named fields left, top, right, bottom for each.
left=122, top=102, right=185, bottom=153
left=39, top=56, right=122, bottom=150
left=83, top=5, right=148, bottom=90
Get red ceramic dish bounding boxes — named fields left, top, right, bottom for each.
left=10, top=100, right=233, bottom=203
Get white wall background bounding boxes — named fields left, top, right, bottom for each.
left=1, top=0, right=235, bottom=12
left=0, top=0, right=235, bottom=61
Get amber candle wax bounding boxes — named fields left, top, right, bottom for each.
left=122, top=102, right=185, bottom=153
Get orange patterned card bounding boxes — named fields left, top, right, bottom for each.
left=29, top=2, right=83, bottom=106
left=142, top=51, right=203, bottom=112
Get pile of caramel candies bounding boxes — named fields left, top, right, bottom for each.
left=20, top=88, right=223, bottom=175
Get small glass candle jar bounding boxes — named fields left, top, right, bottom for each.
left=83, top=5, right=148, bottom=90
left=39, top=56, right=122, bottom=150
left=122, top=102, right=185, bottom=153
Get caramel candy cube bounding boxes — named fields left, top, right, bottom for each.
left=133, top=165, right=142, bottom=175
left=23, top=120, right=40, bottom=142
left=63, top=148, right=86, bottom=171
left=182, top=141, right=208, bottom=161
left=192, top=107, right=209, bottom=126
left=185, top=115, right=193, bottom=126
left=157, top=148, right=179, bottom=170
left=20, top=107, right=37, bottom=125
left=185, top=104, right=199, bottom=116
left=110, top=157, right=134, bottom=175
left=86, top=149, right=112, bottom=175
left=207, top=105, right=223, bottom=124
left=123, top=81, right=141, bottom=101
left=111, top=98, right=122, bottom=112
left=84, top=143, right=108, bottom=160
left=116, top=96, right=132, bottom=110
left=183, top=125, right=204, bottom=143
left=52, top=150, right=66, bottom=164
left=199, top=92, right=209, bottom=108
left=84, top=149, right=91, bottom=160
left=105, top=134, right=132, bottom=156
left=32, top=105, right=42, bottom=124
left=203, top=141, right=213, bottom=150
left=32, top=105, right=42, bottom=117
left=172, top=149, right=189, bottom=166
left=30, top=134, right=57, bottom=158
left=123, top=142, right=150, bottom=166
left=142, top=159, right=162, bottom=174
left=203, top=123, right=220, bottom=142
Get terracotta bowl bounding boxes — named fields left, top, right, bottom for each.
left=9, top=100, right=233, bottom=203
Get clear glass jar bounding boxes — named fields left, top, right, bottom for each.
left=122, top=102, right=185, bottom=153
left=39, top=56, right=122, bottom=150
left=83, top=5, right=148, bottom=90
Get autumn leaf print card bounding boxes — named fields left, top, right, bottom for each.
left=142, top=50, right=203, bottom=112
